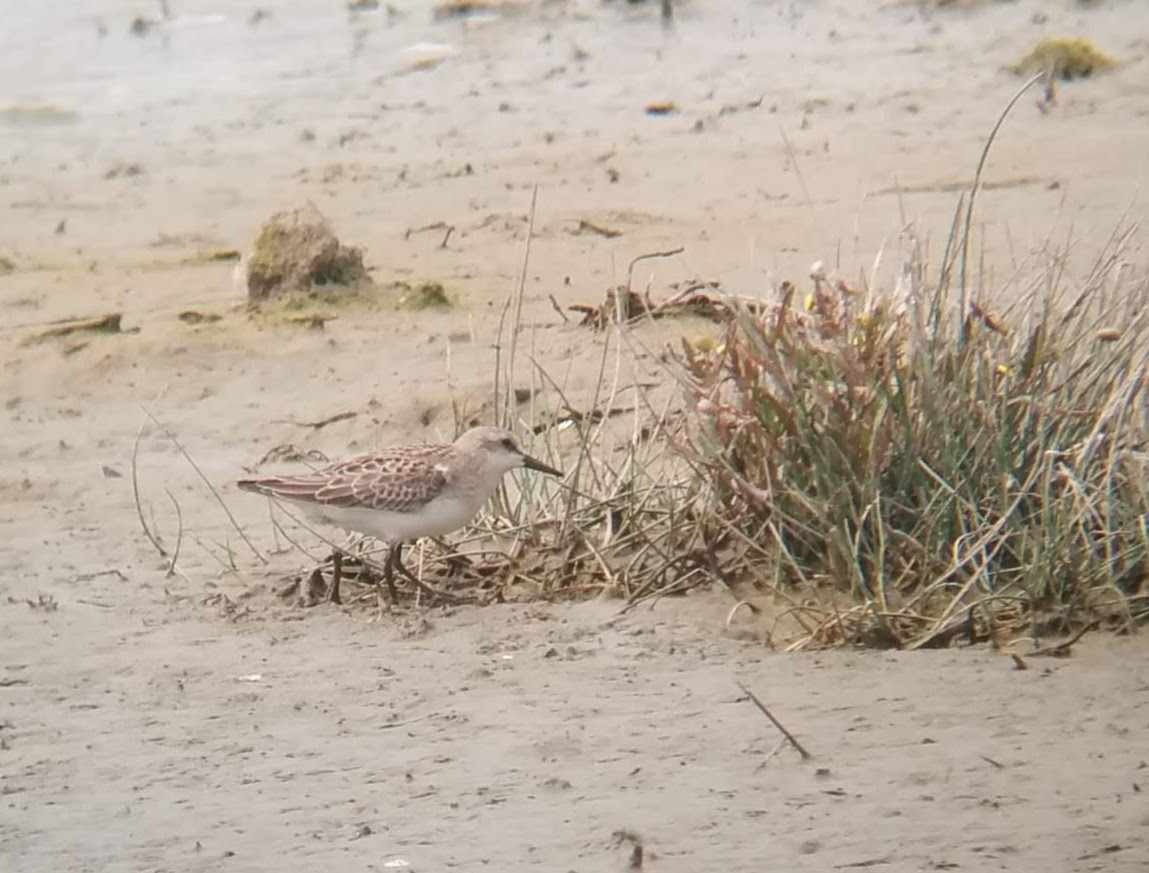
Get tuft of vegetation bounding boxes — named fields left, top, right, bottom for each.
left=461, top=73, right=1149, bottom=648
left=677, top=244, right=1148, bottom=648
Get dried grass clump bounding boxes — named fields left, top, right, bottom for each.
left=678, top=243, right=1149, bottom=648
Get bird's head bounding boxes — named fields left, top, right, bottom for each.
left=456, top=426, right=563, bottom=478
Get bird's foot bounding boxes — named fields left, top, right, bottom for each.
left=367, top=582, right=393, bottom=623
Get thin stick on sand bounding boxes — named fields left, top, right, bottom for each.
left=1030, top=620, right=1101, bottom=658
left=132, top=416, right=167, bottom=559
left=272, top=410, right=359, bottom=430
left=163, top=488, right=184, bottom=578
left=736, top=680, right=813, bottom=761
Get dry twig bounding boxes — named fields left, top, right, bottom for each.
left=272, top=411, right=359, bottom=430
left=22, top=313, right=124, bottom=345
left=574, top=219, right=622, bottom=238
left=626, top=246, right=684, bottom=291
left=736, top=680, right=813, bottom=761
left=1030, top=620, right=1100, bottom=658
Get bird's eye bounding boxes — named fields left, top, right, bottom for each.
left=501, top=437, right=516, bottom=451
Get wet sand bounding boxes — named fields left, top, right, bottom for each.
left=2, top=0, right=1149, bottom=870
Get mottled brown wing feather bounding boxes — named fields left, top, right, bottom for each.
left=237, top=445, right=452, bottom=513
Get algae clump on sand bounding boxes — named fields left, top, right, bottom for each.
left=396, top=281, right=452, bottom=310
left=1011, top=37, right=1117, bottom=80
left=244, top=202, right=367, bottom=302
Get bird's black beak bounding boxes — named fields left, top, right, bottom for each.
left=521, top=453, right=562, bottom=477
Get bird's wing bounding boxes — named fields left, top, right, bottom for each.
left=237, top=446, right=451, bottom=513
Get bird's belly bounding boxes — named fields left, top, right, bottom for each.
left=295, top=494, right=486, bottom=543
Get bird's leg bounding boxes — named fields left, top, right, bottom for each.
left=390, top=542, right=420, bottom=589
left=365, top=544, right=400, bottom=623
left=383, top=544, right=401, bottom=605
left=327, top=550, right=344, bottom=605
left=390, top=541, right=466, bottom=604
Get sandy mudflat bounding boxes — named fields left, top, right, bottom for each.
left=2, top=0, right=1149, bottom=870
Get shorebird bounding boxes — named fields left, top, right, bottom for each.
left=237, top=426, right=562, bottom=608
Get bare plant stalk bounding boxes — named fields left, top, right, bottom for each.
left=496, top=184, right=539, bottom=428
left=958, top=71, right=1045, bottom=340
left=625, top=247, right=684, bottom=294
left=270, top=499, right=353, bottom=563
left=269, top=509, right=318, bottom=564
left=132, top=416, right=167, bottom=558
left=163, top=488, right=184, bottom=578
left=268, top=499, right=283, bottom=553
left=192, top=536, right=242, bottom=575
left=221, top=537, right=238, bottom=572
left=143, top=408, right=267, bottom=565
left=778, top=123, right=821, bottom=234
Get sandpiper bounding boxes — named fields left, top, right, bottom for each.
left=237, top=426, right=562, bottom=607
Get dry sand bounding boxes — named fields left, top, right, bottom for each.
left=2, top=0, right=1149, bottom=870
